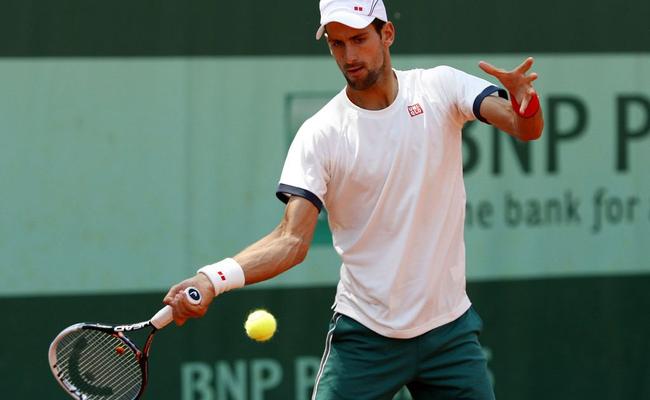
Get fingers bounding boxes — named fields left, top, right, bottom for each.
left=170, top=291, right=204, bottom=326
left=163, top=283, right=181, bottom=305
left=480, top=57, right=539, bottom=108
left=516, top=57, right=534, bottom=74
left=478, top=60, right=502, bottom=77
left=163, top=275, right=215, bottom=326
left=481, top=57, right=537, bottom=81
left=174, top=315, right=187, bottom=326
left=519, top=95, right=530, bottom=114
left=172, top=291, right=192, bottom=326
left=517, top=88, right=538, bottom=114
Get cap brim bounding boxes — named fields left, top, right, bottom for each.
left=315, top=11, right=375, bottom=40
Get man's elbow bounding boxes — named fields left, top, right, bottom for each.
left=293, top=241, right=310, bottom=265
left=287, top=235, right=310, bottom=266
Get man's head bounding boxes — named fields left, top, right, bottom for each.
left=316, top=0, right=388, bottom=40
left=317, top=0, right=395, bottom=91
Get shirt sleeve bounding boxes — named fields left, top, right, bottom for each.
left=422, top=66, right=508, bottom=124
left=275, top=120, right=329, bottom=212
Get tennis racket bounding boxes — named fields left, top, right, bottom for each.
left=48, top=286, right=202, bottom=400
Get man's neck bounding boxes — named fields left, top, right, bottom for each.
left=346, top=68, right=398, bottom=111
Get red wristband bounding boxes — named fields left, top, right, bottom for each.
left=510, top=92, right=540, bottom=118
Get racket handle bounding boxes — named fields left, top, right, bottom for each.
left=151, top=286, right=203, bottom=330
left=151, top=306, right=174, bottom=330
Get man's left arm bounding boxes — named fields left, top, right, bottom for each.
left=478, top=57, right=544, bottom=141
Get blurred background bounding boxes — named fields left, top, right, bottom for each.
left=1, top=0, right=649, bottom=398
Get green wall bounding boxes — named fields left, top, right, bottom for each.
left=2, top=55, right=649, bottom=296
left=1, top=0, right=649, bottom=399
left=6, top=277, right=650, bottom=399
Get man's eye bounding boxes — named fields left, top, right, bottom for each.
left=354, top=37, right=365, bottom=44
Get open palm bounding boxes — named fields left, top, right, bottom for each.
left=479, top=57, right=539, bottom=114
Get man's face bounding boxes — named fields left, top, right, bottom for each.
left=325, top=22, right=392, bottom=90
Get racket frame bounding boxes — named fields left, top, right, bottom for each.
left=48, top=320, right=158, bottom=400
left=48, top=290, right=193, bottom=400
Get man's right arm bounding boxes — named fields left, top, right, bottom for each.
left=164, top=195, right=319, bottom=325
left=234, top=195, right=319, bottom=284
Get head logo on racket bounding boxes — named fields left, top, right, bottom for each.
left=185, top=287, right=202, bottom=305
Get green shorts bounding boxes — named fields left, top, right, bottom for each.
left=312, top=307, right=495, bottom=400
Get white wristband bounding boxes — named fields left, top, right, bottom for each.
left=197, top=258, right=245, bottom=297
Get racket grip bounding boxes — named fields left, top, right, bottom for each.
left=151, top=306, right=174, bottom=330
left=151, top=286, right=202, bottom=330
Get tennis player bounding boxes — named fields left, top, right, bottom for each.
left=164, top=0, right=544, bottom=398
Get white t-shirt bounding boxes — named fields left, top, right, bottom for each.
left=277, top=66, right=506, bottom=338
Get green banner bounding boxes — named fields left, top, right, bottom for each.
left=3, top=277, right=649, bottom=399
left=2, top=55, right=648, bottom=296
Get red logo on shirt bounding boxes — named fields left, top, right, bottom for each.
left=408, top=103, right=424, bottom=117
left=354, top=6, right=364, bottom=11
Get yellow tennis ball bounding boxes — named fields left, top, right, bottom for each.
left=244, top=309, right=277, bottom=342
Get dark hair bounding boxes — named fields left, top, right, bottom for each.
left=371, top=18, right=386, bottom=35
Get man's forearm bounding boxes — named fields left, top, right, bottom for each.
left=163, top=168, right=318, bottom=324
left=233, top=225, right=310, bottom=285
left=481, top=96, right=544, bottom=142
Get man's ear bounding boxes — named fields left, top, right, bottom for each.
left=382, top=22, right=395, bottom=47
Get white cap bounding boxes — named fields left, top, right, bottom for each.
left=316, top=0, right=388, bottom=40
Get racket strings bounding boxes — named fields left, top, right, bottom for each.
left=75, top=334, right=137, bottom=387
left=55, top=329, right=143, bottom=400
left=57, top=331, right=140, bottom=399
left=58, top=330, right=142, bottom=399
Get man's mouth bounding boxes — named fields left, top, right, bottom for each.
left=345, top=65, right=365, bottom=76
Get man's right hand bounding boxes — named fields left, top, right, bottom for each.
left=163, top=273, right=215, bottom=326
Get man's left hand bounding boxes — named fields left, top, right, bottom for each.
left=479, top=57, right=539, bottom=114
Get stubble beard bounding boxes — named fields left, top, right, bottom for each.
left=343, top=53, right=386, bottom=91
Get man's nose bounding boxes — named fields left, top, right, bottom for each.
left=344, top=45, right=359, bottom=64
